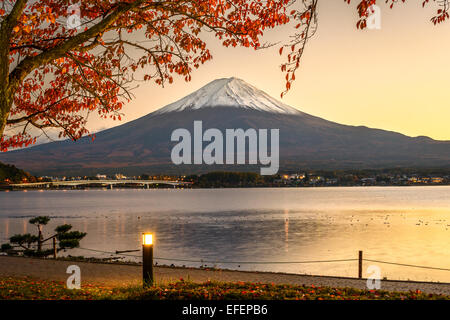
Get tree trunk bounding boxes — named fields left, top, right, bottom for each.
left=53, top=237, right=57, bottom=259
left=0, top=27, right=11, bottom=141
left=0, top=54, right=13, bottom=141
left=0, top=94, right=11, bottom=140
left=37, top=225, right=43, bottom=252
left=0, top=0, right=29, bottom=141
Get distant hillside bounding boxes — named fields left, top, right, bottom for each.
left=0, top=162, right=37, bottom=184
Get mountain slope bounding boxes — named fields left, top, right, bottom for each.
left=1, top=78, right=449, bottom=175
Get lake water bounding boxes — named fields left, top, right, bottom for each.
left=0, top=186, right=449, bottom=282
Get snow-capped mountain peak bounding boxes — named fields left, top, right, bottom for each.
left=154, top=77, right=302, bottom=115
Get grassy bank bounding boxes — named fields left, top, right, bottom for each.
left=0, top=277, right=448, bottom=300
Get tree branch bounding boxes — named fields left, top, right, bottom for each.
left=8, top=0, right=152, bottom=92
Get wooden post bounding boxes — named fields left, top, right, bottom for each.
left=358, top=250, right=363, bottom=279
left=53, top=237, right=57, bottom=259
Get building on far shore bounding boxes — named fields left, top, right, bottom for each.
left=115, top=173, right=127, bottom=180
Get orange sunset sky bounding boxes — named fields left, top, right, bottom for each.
left=83, top=1, right=450, bottom=141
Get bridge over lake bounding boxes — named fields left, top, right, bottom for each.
left=10, top=180, right=192, bottom=189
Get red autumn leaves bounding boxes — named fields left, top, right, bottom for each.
left=1, top=0, right=292, bottom=150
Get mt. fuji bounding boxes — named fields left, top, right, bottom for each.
left=1, top=78, right=450, bottom=176
left=155, top=77, right=301, bottom=115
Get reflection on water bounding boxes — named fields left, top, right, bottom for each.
left=0, top=186, right=449, bottom=282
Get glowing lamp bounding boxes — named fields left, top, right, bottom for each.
left=142, top=233, right=154, bottom=286
left=143, top=233, right=153, bottom=245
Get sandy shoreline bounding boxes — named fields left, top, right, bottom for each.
left=0, top=256, right=449, bottom=295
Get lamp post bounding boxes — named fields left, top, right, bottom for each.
left=142, top=233, right=154, bottom=287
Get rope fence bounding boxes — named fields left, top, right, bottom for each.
left=76, top=247, right=450, bottom=272
left=364, top=259, right=450, bottom=272
left=6, top=245, right=449, bottom=272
